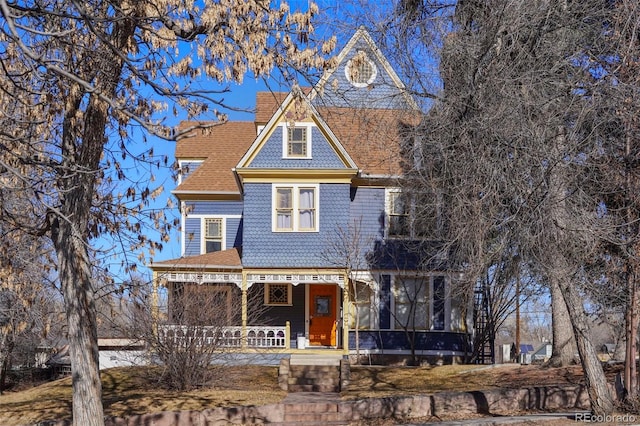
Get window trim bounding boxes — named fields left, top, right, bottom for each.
left=282, top=123, right=313, bottom=159
left=272, top=184, right=319, bottom=232
left=386, top=188, right=410, bottom=238
left=344, top=51, right=378, bottom=88
left=388, top=275, right=450, bottom=332
left=202, top=217, right=225, bottom=254
left=392, top=275, right=429, bottom=330
left=264, top=283, right=293, bottom=306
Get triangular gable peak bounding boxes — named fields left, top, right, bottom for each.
left=234, top=87, right=358, bottom=181
left=310, top=26, right=419, bottom=111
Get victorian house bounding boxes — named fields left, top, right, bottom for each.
left=150, top=27, right=471, bottom=364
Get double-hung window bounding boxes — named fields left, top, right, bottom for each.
left=273, top=184, right=318, bottom=232
left=288, top=127, right=307, bottom=157
left=388, top=191, right=410, bottom=237
left=204, top=218, right=223, bottom=253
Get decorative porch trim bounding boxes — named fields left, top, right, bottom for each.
left=164, top=272, right=243, bottom=287
left=246, top=273, right=346, bottom=288
left=158, top=324, right=290, bottom=349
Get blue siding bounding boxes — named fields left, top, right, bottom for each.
left=226, top=217, right=242, bottom=249
left=179, top=161, right=202, bottom=181
left=249, top=126, right=347, bottom=169
left=184, top=217, right=201, bottom=256
left=242, top=183, right=350, bottom=267
left=249, top=284, right=306, bottom=340
left=349, top=186, right=385, bottom=265
left=311, top=38, right=411, bottom=111
left=186, top=200, right=243, bottom=216
left=184, top=216, right=242, bottom=256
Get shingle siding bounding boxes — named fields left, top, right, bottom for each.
left=312, top=38, right=409, bottom=110
left=249, top=126, right=347, bottom=169
left=349, top=186, right=386, bottom=265
left=242, top=183, right=350, bottom=267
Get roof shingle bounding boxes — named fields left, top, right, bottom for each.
left=174, top=122, right=256, bottom=194
left=151, top=248, right=242, bottom=270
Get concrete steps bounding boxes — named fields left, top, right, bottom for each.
left=266, top=392, right=349, bottom=426
left=279, top=354, right=348, bottom=393
left=287, top=365, right=340, bottom=392
left=289, top=353, right=342, bottom=366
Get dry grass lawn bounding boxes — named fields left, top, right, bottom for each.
left=0, top=365, right=285, bottom=425
left=0, top=362, right=622, bottom=425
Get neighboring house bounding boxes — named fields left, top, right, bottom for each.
left=47, top=340, right=146, bottom=375
left=151, top=27, right=471, bottom=363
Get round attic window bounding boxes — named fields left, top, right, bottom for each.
left=345, top=52, right=377, bottom=88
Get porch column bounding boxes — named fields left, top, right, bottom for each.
left=342, top=274, right=349, bottom=355
left=241, top=273, right=248, bottom=350
left=151, top=272, right=159, bottom=325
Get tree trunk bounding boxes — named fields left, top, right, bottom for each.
left=0, top=333, right=13, bottom=395
left=557, top=273, right=614, bottom=415
left=546, top=126, right=612, bottom=414
left=623, top=131, right=639, bottom=400
left=548, top=278, right=576, bottom=367
left=53, top=219, right=104, bottom=426
left=624, top=267, right=638, bottom=399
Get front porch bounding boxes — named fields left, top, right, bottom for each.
left=154, top=269, right=351, bottom=353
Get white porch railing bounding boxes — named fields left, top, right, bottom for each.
left=158, top=324, right=290, bottom=349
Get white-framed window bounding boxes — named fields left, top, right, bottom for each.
left=348, top=280, right=374, bottom=329
left=387, top=189, right=410, bottom=237
left=204, top=218, right=223, bottom=253
left=345, top=51, right=378, bottom=88
left=273, top=184, right=318, bottom=232
left=264, top=283, right=292, bottom=306
left=386, top=188, right=446, bottom=240
left=282, top=123, right=312, bottom=159
left=393, top=276, right=428, bottom=330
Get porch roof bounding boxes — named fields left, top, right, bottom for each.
left=151, top=248, right=242, bottom=271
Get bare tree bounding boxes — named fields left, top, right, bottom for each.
left=123, top=278, right=270, bottom=391
left=415, top=0, right=616, bottom=416
left=580, top=0, right=640, bottom=401
left=321, top=220, right=375, bottom=362
left=0, top=2, right=334, bottom=424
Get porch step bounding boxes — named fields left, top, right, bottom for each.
left=287, top=364, right=340, bottom=393
left=290, top=353, right=342, bottom=366
left=267, top=392, right=348, bottom=426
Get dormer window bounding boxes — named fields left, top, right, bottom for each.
left=283, top=124, right=312, bottom=159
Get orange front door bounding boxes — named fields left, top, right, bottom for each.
left=308, top=284, right=337, bottom=346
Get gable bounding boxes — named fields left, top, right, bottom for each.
left=236, top=90, right=358, bottom=179
left=311, top=27, right=418, bottom=111
left=309, top=27, right=422, bottom=177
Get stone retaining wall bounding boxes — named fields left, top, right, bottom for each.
left=40, top=384, right=597, bottom=426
